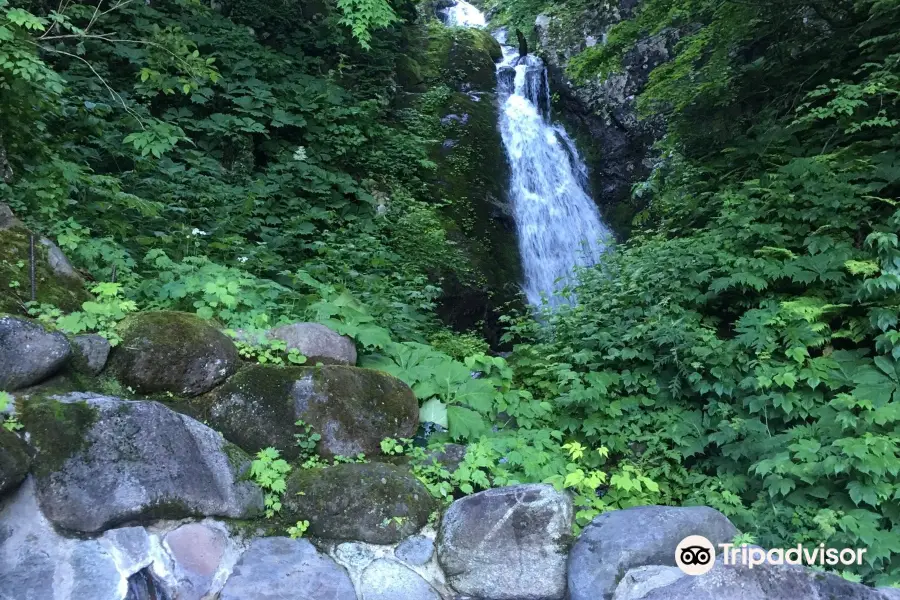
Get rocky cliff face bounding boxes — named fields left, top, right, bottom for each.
left=532, top=0, right=675, bottom=237
left=400, top=13, right=524, bottom=345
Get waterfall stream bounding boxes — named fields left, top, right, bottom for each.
left=441, top=1, right=611, bottom=306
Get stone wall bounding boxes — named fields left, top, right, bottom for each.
left=2, top=310, right=900, bottom=598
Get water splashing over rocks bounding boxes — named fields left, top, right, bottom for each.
left=448, top=1, right=611, bottom=306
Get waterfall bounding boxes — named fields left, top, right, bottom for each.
left=439, top=1, right=486, bottom=27
left=446, top=1, right=611, bottom=307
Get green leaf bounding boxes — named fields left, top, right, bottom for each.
left=419, top=398, right=448, bottom=428
left=447, top=406, right=487, bottom=441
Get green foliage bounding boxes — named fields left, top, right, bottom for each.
left=0, top=391, right=23, bottom=432
left=501, top=0, right=900, bottom=584
left=379, top=436, right=408, bottom=455
left=294, top=420, right=321, bottom=459
left=335, top=0, right=398, bottom=49
left=29, top=282, right=137, bottom=346
left=363, top=342, right=540, bottom=440
left=250, top=447, right=291, bottom=518
left=428, top=330, right=489, bottom=361
left=287, top=519, right=310, bottom=538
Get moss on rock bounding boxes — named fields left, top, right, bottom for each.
left=0, top=224, right=91, bottom=315
left=206, top=364, right=419, bottom=460
left=420, top=21, right=502, bottom=92
left=18, top=396, right=98, bottom=477
left=108, top=311, right=239, bottom=397
left=284, top=462, right=435, bottom=544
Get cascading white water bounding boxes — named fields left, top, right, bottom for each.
left=439, top=1, right=486, bottom=27
left=446, top=1, right=611, bottom=306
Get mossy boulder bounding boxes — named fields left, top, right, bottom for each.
left=0, top=315, right=72, bottom=390
left=420, top=22, right=501, bottom=92
left=19, top=393, right=263, bottom=533
left=206, top=365, right=418, bottom=460
left=0, top=428, right=32, bottom=497
left=284, top=462, right=435, bottom=544
left=108, top=311, right=239, bottom=397
left=0, top=204, right=91, bottom=314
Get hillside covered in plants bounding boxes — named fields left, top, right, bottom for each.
left=1, top=0, right=900, bottom=595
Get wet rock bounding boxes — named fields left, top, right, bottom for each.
left=21, top=393, right=262, bottom=533
left=533, top=8, right=677, bottom=236
left=284, top=462, right=435, bottom=544
left=568, top=505, right=739, bottom=600
left=437, top=484, right=573, bottom=600
left=108, top=311, right=239, bottom=397
left=219, top=537, right=356, bottom=600
left=267, top=322, right=357, bottom=366
left=207, top=364, right=418, bottom=460
left=70, top=333, right=111, bottom=375
left=421, top=26, right=501, bottom=91
left=0, top=315, right=71, bottom=390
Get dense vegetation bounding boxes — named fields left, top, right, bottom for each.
left=3, top=0, right=900, bottom=587
left=495, top=0, right=900, bottom=585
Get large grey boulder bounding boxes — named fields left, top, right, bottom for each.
left=612, top=561, right=900, bottom=600
left=108, top=311, right=239, bottom=396
left=207, top=364, right=419, bottom=459
left=219, top=537, right=356, bottom=600
left=0, top=478, right=124, bottom=600
left=20, top=393, right=262, bottom=533
left=0, top=316, right=71, bottom=390
left=567, top=505, right=739, bottom=600
left=437, top=484, right=573, bottom=600
left=360, top=558, right=442, bottom=600
left=70, top=333, right=111, bottom=375
left=268, top=322, right=357, bottom=365
left=284, top=462, right=435, bottom=544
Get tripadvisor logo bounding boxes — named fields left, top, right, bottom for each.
left=675, top=535, right=716, bottom=575
left=675, top=535, right=868, bottom=576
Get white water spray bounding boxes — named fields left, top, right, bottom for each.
left=439, top=1, right=486, bottom=27
left=448, top=1, right=611, bottom=306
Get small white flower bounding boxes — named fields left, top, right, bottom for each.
left=238, top=256, right=249, bottom=263
left=293, top=146, right=308, bottom=162
left=191, top=228, right=208, bottom=236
